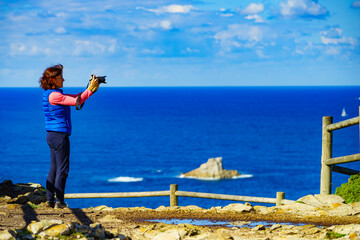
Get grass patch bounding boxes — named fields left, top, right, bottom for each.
left=326, top=231, right=346, bottom=239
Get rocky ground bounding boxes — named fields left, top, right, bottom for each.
left=0, top=180, right=360, bottom=239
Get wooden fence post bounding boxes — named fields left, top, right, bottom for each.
left=276, top=192, right=285, bottom=206
left=320, top=116, right=333, bottom=195
left=170, top=184, right=178, bottom=207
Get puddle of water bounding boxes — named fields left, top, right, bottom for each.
left=145, top=218, right=307, bottom=228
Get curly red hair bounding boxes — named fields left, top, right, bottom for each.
left=39, top=64, right=63, bottom=90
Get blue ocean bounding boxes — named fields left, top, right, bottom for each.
left=0, top=87, right=359, bottom=209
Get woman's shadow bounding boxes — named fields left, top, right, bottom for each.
left=71, top=208, right=93, bottom=225
left=21, top=204, right=93, bottom=227
left=21, top=204, right=39, bottom=226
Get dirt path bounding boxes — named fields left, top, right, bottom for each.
left=1, top=204, right=360, bottom=232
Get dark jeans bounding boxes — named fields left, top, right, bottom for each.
left=46, top=131, right=70, bottom=203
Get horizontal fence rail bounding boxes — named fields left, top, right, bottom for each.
left=325, top=153, right=360, bottom=166
left=326, top=116, right=360, bottom=132
left=332, top=165, right=360, bottom=176
left=175, top=190, right=294, bottom=205
left=64, top=184, right=294, bottom=207
left=65, top=191, right=170, bottom=199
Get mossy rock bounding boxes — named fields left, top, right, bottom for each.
left=335, top=174, right=360, bottom=203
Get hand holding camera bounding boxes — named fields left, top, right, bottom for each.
left=88, top=75, right=106, bottom=93
left=77, top=75, right=107, bottom=110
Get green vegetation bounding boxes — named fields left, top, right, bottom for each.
left=17, top=228, right=32, bottom=236
left=26, top=202, right=39, bottom=209
left=33, top=232, right=87, bottom=239
left=335, top=174, right=360, bottom=203
left=325, top=231, right=346, bottom=239
left=57, top=232, right=87, bottom=239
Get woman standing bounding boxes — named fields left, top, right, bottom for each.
left=39, top=64, right=100, bottom=209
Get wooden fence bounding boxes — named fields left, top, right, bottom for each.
left=64, top=109, right=360, bottom=206
left=65, top=184, right=294, bottom=207
left=320, top=106, right=360, bottom=195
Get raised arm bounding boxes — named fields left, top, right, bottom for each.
left=49, top=89, right=93, bottom=106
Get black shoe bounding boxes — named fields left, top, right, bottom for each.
left=54, top=202, right=69, bottom=209
left=46, top=201, right=55, bottom=208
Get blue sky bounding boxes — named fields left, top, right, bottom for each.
left=0, top=0, right=359, bottom=87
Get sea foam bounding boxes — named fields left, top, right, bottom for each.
left=108, top=176, right=144, bottom=182
left=178, top=174, right=253, bottom=181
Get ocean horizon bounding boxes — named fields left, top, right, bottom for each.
left=1, top=86, right=359, bottom=209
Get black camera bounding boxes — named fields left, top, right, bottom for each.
left=96, top=76, right=107, bottom=84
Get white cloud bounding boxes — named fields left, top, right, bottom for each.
left=255, top=47, right=268, bottom=58
left=321, top=36, right=357, bottom=45
left=142, top=48, right=165, bottom=55
left=240, top=3, right=265, bottom=23
left=215, top=24, right=264, bottom=42
left=321, top=28, right=342, bottom=39
left=107, top=39, right=117, bottom=53
left=293, top=29, right=358, bottom=58
left=185, top=47, right=199, bottom=53
left=139, top=20, right=173, bottom=31
left=146, top=4, right=194, bottom=14
left=10, top=43, right=26, bottom=56
left=241, top=3, right=264, bottom=14
left=280, top=0, right=327, bottom=18
left=30, top=46, right=51, bottom=55
left=73, top=40, right=106, bottom=56
left=219, top=8, right=234, bottom=17
left=245, top=14, right=265, bottom=23
left=160, top=20, right=172, bottom=30
left=320, top=28, right=358, bottom=46
left=294, top=49, right=304, bottom=55
left=72, top=38, right=118, bottom=56
left=55, top=12, right=67, bottom=18
left=8, top=12, right=29, bottom=22
left=54, top=27, right=66, bottom=34
left=10, top=43, right=51, bottom=56
left=324, top=46, right=341, bottom=55
left=221, top=13, right=234, bottom=17
left=214, top=24, right=267, bottom=51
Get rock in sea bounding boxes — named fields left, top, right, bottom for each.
left=180, top=157, right=240, bottom=180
